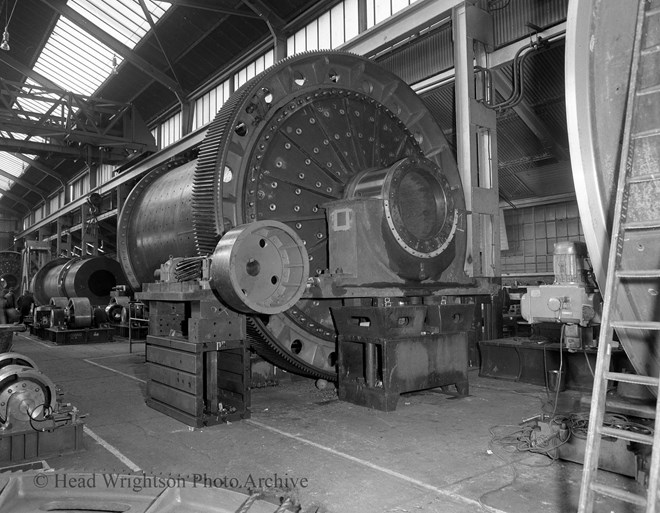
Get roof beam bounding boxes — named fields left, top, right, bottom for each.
left=38, top=0, right=187, bottom=101
left=0, top=168, right=47, bottom=201
left=0, top=52, right=63, bottom=92
left=10, top=154, right=66, bottom=190
left=0, top=204, right=21, bottom=217
left=16, top=127, right=208, bottom=239
left=0, top=185, right=32, bottom=211
left=241, top=0, right=286, bottom=58
left=342, top=0, right=457, bottom=57
left=492, top=71, right=570, bottom=162
left=158, top=0, right=261, bottom=18
left=136, top=0, right=186, bottom=105
left=488, top=22, right=566, bottom=68
left=241, top=0, right=285, bottom=27
left=0, top=137, right=112, bottom=162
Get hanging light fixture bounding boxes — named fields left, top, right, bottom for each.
left=1, top=0, right=18, bottom=52
left=111, top=54, right=119, bottom=75
left=0, top=29, right=8, bottom=51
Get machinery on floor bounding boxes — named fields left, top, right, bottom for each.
left=0, top=351, right=84, bottom=463
left=30, top=296, right=114, bottom=345
left=24, top=256, right=132, bottom=345
left=114, top=51, right=493, bottom=422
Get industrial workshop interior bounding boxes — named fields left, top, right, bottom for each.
left=0, top=0, right=658, bottom=511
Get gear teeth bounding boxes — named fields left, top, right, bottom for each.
left=246, top=318, right=334, bottom=381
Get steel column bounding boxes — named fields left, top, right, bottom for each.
left=453, top=3, right=499, bottom=278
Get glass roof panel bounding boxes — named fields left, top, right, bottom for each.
left=0, top=153, right=27, bottom=178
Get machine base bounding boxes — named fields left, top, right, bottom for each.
left=111, top=323, right=148, bottom=340
left=30, top=325, right=114, bottom=345
left=146, top=335, right=251, bottom=428
left=332, top=305, right=469, bottom=411
left=337, top=332, right=469, bottom=412
left=478, top=337, right=628, bottom=391
left=139, top=282, right=251, bottom=427
left=0, top=422, right=84, bottom=465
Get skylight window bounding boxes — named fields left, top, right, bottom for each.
left=33, top=0, right=170, bottom=96
left=0, top=153, right=29, bottom=189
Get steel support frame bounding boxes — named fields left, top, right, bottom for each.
left=452, top=2, right=500, bottom=278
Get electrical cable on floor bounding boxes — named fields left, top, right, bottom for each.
left=478, top=461, right=518, bottom=511
left=488, top=421, right=570, bottom=464
left=567, top=412, right=653, bottom=440
left=481, top=410, right=652, bottom=512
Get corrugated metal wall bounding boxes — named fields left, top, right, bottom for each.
left=376, top=24, right=454, bottom=85
left=491, top=0, right=568, bottom=48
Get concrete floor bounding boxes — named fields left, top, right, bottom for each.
left=0, top=332, right=649, bottom=513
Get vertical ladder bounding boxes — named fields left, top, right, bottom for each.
left=578, top=0, right=660, bottom=511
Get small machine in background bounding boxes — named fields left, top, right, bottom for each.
left=25, top=256, right=134, bottom=345
left=30, top=296, right=114, bottom=345
left=480, top=241, right=613, bottom=392
left=521, top=241, right=602, bottom=350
